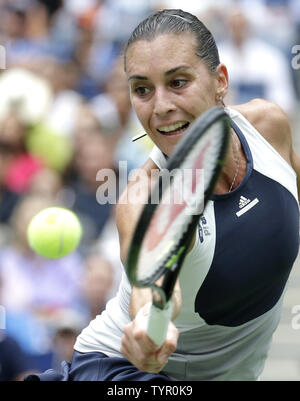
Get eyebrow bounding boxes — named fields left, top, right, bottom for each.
left=128, top=65, right=192, bottom=81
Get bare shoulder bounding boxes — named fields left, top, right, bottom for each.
left=231, top=98, right=292, bottom=162
left=232, top=99, right=300, bottom=196
left=116, top=157, right=159, bottom=263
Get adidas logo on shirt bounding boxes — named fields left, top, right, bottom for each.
left=236, top=195, right=259, bottom=217
left=239, top=196, right=250, bottom=209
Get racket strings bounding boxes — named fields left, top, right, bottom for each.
left=136, top=122, right=225, bottom=282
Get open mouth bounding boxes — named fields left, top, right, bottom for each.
left=157, top=121, right=190, bottom=136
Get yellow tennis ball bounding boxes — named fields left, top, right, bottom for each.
left=27, top=207, right=82, bottom=259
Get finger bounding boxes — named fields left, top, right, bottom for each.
left=131, top=318, right=160, bottom=353
left=121, top=332, right=133, bottom=356
left=122, top=327, right=147, bottom=359
left=122, top=330, right=156, bottom=369
left=123, top=322, right=154, bottom=356
left=122, top=339, right=164, bottom=373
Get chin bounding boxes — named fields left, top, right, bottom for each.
left=162, top=136, right=185, bottom=156
left=160, top=144, right=176, bottom=157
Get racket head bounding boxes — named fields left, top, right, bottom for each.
left=126, top=106, right=230, bottom=288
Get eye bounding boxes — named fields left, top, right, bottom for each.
left=133, top=86, right=151, bottom=97
left=170, top=79, right=188, bottom=89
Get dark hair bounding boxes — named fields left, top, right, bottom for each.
left=124, top=9, right=220, bottom=73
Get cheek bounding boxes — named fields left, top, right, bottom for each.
left=191, top=72, right=218, bottom=105
left=188, top=86, right=216, bottom=114
left=131, top=98, right=150, bottom=127
left=203, top=79, right=218, bottom=105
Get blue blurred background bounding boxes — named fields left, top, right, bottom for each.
left=0, top=0, right=299, bottom=381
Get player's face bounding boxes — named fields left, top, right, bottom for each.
left=126, top=33, right=226, bottom=156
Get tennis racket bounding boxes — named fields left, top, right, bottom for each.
left=126, top=106, right=230, bottom=347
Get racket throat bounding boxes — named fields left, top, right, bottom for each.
left=151, top=265, right=179, bottom=309
left=152, top=287, right=167, bottom=309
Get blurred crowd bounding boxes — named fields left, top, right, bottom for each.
left=0, top=0, right=299, bottom=380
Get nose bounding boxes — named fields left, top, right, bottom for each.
left=153, top=87, right=176, bottom=117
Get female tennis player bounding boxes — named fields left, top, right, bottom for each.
left=26, top=9, right=300, bottom=381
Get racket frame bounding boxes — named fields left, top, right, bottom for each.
left=126, top=107, right=230, bottom=346
left=126, top=106, right=231, bottom=302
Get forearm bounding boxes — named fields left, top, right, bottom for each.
left=129, top=286, right=152, bottom=320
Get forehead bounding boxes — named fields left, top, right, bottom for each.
left=126, top=33, right=201, bottom=77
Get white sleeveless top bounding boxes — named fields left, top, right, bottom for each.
left=74, top=108, right=299, bottom=381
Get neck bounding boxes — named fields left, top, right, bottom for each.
left=214, top=129, right=245, bottom=194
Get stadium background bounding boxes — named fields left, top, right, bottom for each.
left=0, top=0, right=299, bottom=381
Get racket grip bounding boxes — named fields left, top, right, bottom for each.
left=146, top=300, right=173, bottom=348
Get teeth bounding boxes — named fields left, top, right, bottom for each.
left=158, top=121, right=188, bottom=133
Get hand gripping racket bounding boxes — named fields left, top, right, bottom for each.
left=126, top=106, right=230, bottom=347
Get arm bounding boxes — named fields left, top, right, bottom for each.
left=233, top=99, right=300, bottom=196
left=116, top=158, right=180, bottom=373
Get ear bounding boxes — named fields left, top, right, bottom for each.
left=215, top=63, right=229, bottom=105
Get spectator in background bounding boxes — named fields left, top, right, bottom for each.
left=63, top=104, right=119, bottom=251
left=83, top=0, right=152, bottom=93
left=51, top=326, right=79, bottom=372
left=0, top=274, right=35, bottom=381
left=0, top=3, right=27, bottom=47
left=0, top=108, right=43, bottom=195
left=50, top=308, right=86, bottom=371
left=82, top=253, right=114, bottom=320
left=71, top=3, right=105, bottom=99
left=91, top=56, right=150, bottom=171
left=5, top=0, right=74, bottom=64
left=0, top=194, right=86, bottom=360
left=49, top=252, right=116, bottom=371
left=218, top=8, right=297, bottom=116
left=0, top=63, right=70, bottom=199
left=238, top=0, right=296, bottom=53
left=28, top=167, right=63, bottom=200
left=0, top=142, right=20, bottom=225
left=0, top=2, right=31, bottom=65
left=0, top=331, right=33, bottom=381
left=93, top=0, right=152, bottom=48
left=32, top=56, right=84, bottom=138
left=290, top=0, right=300, bottom=99
left=291, top=0, right=300, bottom=44
left=93, top=57, right=132, bottom=136
left=15, top=56, right=82, bottom=176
